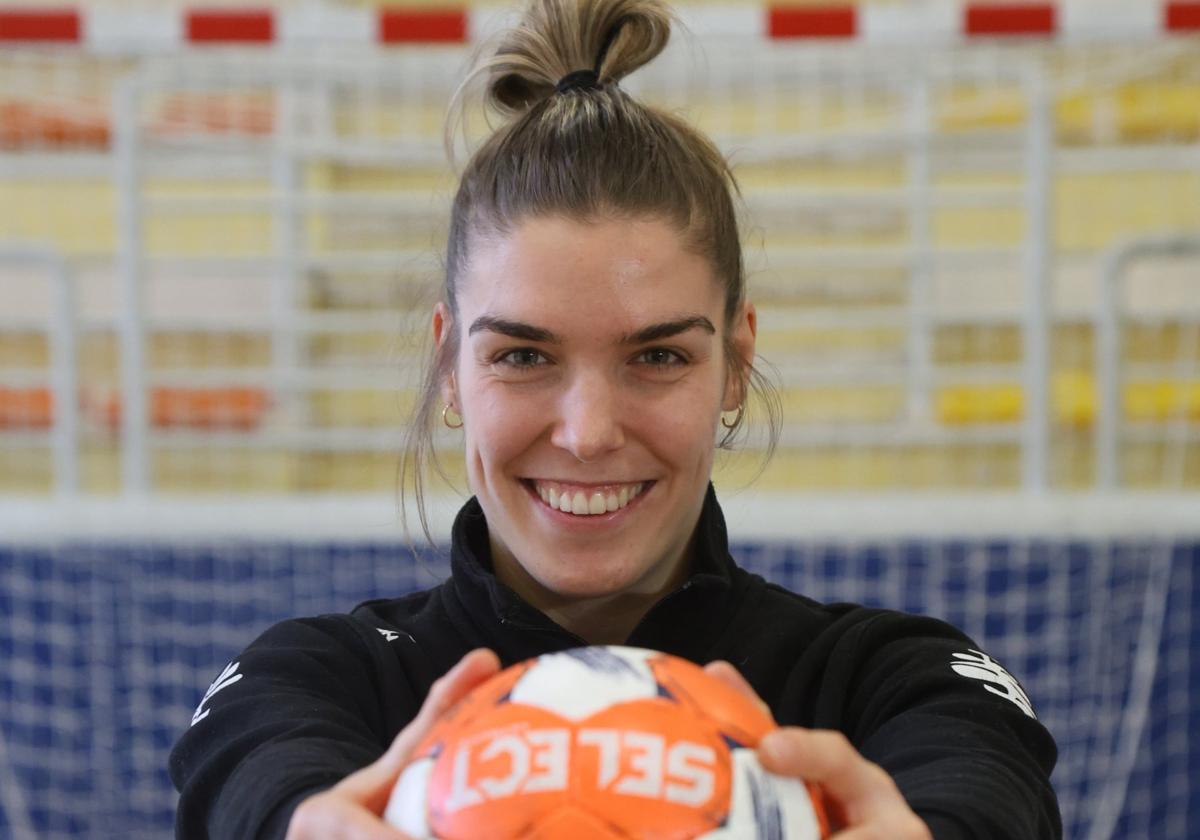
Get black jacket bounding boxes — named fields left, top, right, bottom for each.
left=170, top=488, right=1061, bottom=838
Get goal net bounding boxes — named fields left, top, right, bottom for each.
left=2, top=509, right=1196, bottom=839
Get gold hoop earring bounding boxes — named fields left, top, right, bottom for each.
left=721, top=404, right=744, bottom=429
left=442, top=404, right=463, bottom=429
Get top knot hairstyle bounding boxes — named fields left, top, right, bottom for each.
left=449, top=0, right=731, bottom=267
left=484, top=0, right=671, bottom=109
left=402, top=0, right=781, bottom=539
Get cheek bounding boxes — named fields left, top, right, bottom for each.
left=646, top=384, right=722, bottom=464
left=461, top=383, right=544, bottom=467
left=458, top=368, right=724, bottom=472
left=668, top=413, right=720, bottom=469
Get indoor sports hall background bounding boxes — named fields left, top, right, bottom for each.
left=1, top=1, right=1198, bottom=837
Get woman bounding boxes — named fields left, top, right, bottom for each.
left=170, top=0, right=1061, bottom=837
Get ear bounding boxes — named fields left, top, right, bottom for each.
left=432, top=302, right=458, bottom=408
left=723, top=301, right=757, bottom=412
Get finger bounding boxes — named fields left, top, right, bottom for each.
left=703, top=660, right=772, bottom=720
left=389, top=648, right=501, bottom=762
left=758, top=729, right=902, bottom=825
left=290, top=796, right=416, bottom=840
left=828, top=811, right=932, bottom=840
left=333, top=807, right=417, bottom=840
left=337, top=649, right=501, bottom=805
left=385, top=648, right=501, bottom=767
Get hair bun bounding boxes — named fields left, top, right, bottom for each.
left=484, top=0, right=673, bottom=114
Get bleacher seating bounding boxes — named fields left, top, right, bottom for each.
left=1, top=36, right=1198, bottom=493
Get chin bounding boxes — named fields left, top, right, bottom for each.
left=527, top=554, right=648, bottom=600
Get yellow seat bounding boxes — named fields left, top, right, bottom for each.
left=937, top=376, right=1200, bottom=426
left=1125, top=380, right=1200, bottom=422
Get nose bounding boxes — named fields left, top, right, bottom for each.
left=550, top=370, right=625, bottom=462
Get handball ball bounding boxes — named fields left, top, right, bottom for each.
left=384, top=645, right=830, bottom=839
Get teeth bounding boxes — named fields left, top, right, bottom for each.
left=533, top=481, right=646, bottom=516
left=588, top=493, right=606, bottom=515
left=571, top=492, right=588, bottom=515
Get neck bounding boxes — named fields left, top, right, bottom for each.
left=491, top=543, right=694, bottom=646
left=541, top=591, right=667, bottom=646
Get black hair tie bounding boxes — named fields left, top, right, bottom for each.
left=555, top=16, right=629, bottom=95
left=555, top=69, right=602, bottom=94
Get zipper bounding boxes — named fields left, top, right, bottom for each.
left=498, top=612, right=588, bottom=647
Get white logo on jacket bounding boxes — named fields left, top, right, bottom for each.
left=950, top=649, right=1036, bottom=719
left=376, top=627, right=415, bottom=644
left=191, top=661, right=243, bottom=726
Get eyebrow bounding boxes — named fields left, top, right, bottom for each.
left=467, top=315, right=716, bottom=345
left=468, top=316, right=557, bottom=343
left=623, top=316, right=716, bottom=344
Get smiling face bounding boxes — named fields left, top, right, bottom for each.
left=436, top=215, right=755, bottom=632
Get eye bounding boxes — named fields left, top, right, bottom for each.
left=496, top=348, right=548, bottom=368
left=636, top=347, right=687, bottom=368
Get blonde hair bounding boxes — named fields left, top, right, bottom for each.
left=402, top=0, right=781, bottom=542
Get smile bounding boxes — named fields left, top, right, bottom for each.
left=529, top=480, right=649, bottom=516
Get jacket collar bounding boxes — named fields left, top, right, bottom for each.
left=446, top=484, right=742, bottom=663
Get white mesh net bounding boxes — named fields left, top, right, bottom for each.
left=1, top=521, right=1195, bottom=838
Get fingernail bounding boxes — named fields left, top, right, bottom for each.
left=468, top=647, right=494, bottom=665
left=455, top=651, right=482, bottom=671
left=759, top=730, right=785, bottom=761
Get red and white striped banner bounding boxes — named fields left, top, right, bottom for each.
left=0, top=3, right=1197, bottom=50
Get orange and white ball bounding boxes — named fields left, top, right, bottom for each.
left=385, top=646, right=830, bottom=839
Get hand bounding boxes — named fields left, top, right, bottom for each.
left=286, top=648, right=501, bottom=840
left=705, top=661, right=932, bottom=840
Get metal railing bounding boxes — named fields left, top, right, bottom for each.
left=2, top=45, right=1199, bottom=496
left=0, top=245, right=78, bottom=495
left=1096, top=234, right=1200, bottom=489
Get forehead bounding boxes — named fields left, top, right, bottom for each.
left=459, top=215, right=723, bottom=332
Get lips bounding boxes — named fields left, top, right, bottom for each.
left=529, top=480, right=648, bottom=516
